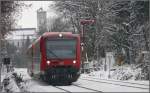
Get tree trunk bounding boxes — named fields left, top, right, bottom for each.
left=143, top=29, right=150, bottom=51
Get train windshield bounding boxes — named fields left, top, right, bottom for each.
left=46, top=39, right=76, bottom=59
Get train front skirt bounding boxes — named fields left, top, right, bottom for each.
left=42, top=67, right=80, bottom=84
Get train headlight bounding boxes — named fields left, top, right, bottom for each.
left=47, top=61, right=50, bottom=65
left=59, top=33, right=62, bottom=37
left=73, top=60, right=76, bottom=64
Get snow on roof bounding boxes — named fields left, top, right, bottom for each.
left=6, top=28, right=36, bottom=40
left=11, top=28, right=36, bottom=31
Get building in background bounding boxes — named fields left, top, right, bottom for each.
left=37, top=8, right=47, bottom=35
left=6, top=28, right=36, bottom=48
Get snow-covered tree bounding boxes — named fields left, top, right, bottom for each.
left=52, top=0, right=149, bottom=65
left=48, top=16, right=74, bottom=32
left=0, top=1, right=31, bottom=38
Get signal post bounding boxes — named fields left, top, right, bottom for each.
left=80, top=19, right=95, bottom=73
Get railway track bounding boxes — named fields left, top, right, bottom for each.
left=25, top=78, right=101, bottom=92
left=72, top=84, right=102, bottom=92
left=53, top=84, right=102, bottom=92
left=80, top=78, right=149, bottom=90
left=53, top=86, right=71, bottom=93
left=83, top=76, right=149, bottom=86
left=15, top=68, right=149, bottom=92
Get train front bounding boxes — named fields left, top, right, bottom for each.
left=42, top=32, right=81, bottom=84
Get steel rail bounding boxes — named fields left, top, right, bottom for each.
left=82, top=76, right=149, bottom=86
left=72, top=84, right=102, bottom=92
left=80, top=78, right=149, bottom=90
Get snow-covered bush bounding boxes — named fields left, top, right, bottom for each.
left=12, top=73, right=23, bottom=84
left=86, top=64, right=146, bottom=80
left=2, top=72, right=21, bottom=92
left=2, top=71, right=29, bottom=92
left=111, top=65, right=145, bottom=80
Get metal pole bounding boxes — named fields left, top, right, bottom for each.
left=0, top=35, right=1, bottom=92
left=82, top=24, right=86, bottom=73
left=80, top=20, right=95, bottom=73
left=81, top=24, right=85, bottom=73
left=0, top=1, right=2, bottom=91
left=104, top=56, right=107, bottom=71
left=108, top=56, right=111, bottom=78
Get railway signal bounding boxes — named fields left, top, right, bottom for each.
left=80, top=19, right=95, bottom=73
left=80, top=20, right=95, bottom=25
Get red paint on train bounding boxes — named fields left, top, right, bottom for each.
left=27, top=32, right=81, bottom=84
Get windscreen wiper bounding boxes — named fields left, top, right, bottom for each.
left=47, top=49, right=63, bottom=61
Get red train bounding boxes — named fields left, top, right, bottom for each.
left=27, top=32, right=81, bottom=84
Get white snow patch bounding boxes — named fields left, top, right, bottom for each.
left=2, top=72, right=21, bottom=92
left=83, top=64, right=147, bottom=81
left=13, top=68, right=66, bottom=92
left=75, top=79, right=149, bottom=92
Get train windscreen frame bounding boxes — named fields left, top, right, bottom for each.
left=46, top=38, right=77, bottom=59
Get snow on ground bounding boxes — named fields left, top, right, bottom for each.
left=81, top=74, right=149, bottom=86
left=1, top=65, right=8, bottom=82
left=80, top=76, right=149, bottom=89
left=14, top=68, right=149, bottom=92
left=2, top=72, right=21, bottom=92
left=1, top=65, right=20, bottom=92
left=14, top=68, right=95, bottom=92
left=56, top=85, right=95, bottom=92
left=79, top=64, right=149, bottom=92
left=14, top=68, right=66, bottom=92
left=83, top=64, right=146, bottom=80
left=22, top=80, right=66, bottom=92
left=14, top=68, right=31, bottom=81
left=74, top=78, right=149, bottom=92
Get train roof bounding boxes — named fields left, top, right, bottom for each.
left=27, top=32, right=80, bottom=50
left=42, top=32, right=80, bottom=38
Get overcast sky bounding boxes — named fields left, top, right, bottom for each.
left=17, top=1, right=57, bottom=28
